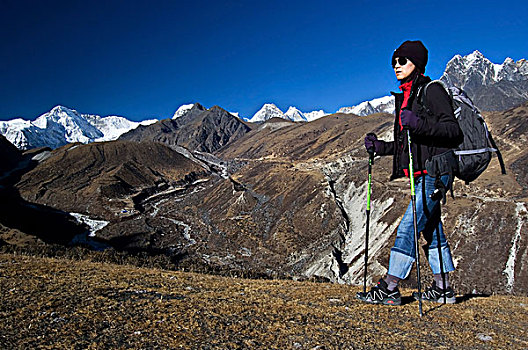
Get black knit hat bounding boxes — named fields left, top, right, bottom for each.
left=392, top=40, right=428, bottom=72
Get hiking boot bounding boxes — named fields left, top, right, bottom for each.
left=413, top=281, right=456, bottom=304
left=356, top=279, right=401, bottom=306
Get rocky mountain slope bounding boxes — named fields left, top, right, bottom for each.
left=119, top=105, right=251, bottom=153
left=4, top=101, right=526, bottom=295
left=0, top=134, right=22, bottom=176
left=13, top=141, right=211, bottom=251
left=441, top=51, right=528, bottom=111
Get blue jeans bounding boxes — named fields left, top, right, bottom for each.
left=388, top=174, right=455, bottom=279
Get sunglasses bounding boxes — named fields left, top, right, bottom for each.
left=392, top=57, right=410, bottom=67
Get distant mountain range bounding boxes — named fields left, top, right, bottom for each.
left=0, top=106, right=156, bottom=150
left=1, top=51, right=527, bottom=150
left=247, top=104, right=328, bottom=123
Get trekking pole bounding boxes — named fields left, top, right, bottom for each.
left=406, top=128, right=423, bottom=317
left=363, top=146, right=375, bottom=293
left=436, top=223, right=447, bottom=304
left=431, top=176, right=447, bottom=304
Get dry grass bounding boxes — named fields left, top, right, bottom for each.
left=1, top=253, right=527, bottom=349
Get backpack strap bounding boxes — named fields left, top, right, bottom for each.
left=418, top=80, right=453, bottom=114
left=487, top=132, right=507, bottom=175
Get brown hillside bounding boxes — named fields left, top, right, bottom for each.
left=16, top=140, right=209, bottom=220
left=218, top=113, right=394, bottom=161
left=1, top=253, right=527, bottom=349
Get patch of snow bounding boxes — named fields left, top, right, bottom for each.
left=503, top=202, right=526, bottom=292
left=172, top=104, right=195, bottom=119
left=70, top=213, right=109, bottom=237
left=339, top=95, right=394, bottom=116
left=304, top=110, right=329, bottom=121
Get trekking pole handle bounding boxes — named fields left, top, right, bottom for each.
left=367, top=147, right=375, bottom=164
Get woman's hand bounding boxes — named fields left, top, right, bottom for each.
left=400, top=110, right=420, bottom=130
left=364, top=133, right=381, bottom=154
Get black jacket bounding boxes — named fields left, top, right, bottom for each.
left=376, top=74, right=463, bottom=180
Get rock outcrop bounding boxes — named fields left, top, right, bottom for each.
left=120, top=105, right=252, bottom=153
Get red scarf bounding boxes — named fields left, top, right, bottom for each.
left=398, top=80, right=413, bottom=131
left=399, top=79, right=427, bottom=178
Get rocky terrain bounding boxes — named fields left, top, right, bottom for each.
left=441, top=51, right=528, bottom=112
left=0, top=134, right=22, bottom=176
left=119, top=104, right=252, bottom=153
left=1, top=252, right=527, bottom=349
left=1, top=100, right=527, bottom=296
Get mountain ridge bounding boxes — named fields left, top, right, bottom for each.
left=0, top=105, right=157, bottom=150
left=119, top=104, right=251, bottom=154
left=1, top=51, right=526, bottom=150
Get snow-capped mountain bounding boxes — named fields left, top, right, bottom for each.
left=247, top=104, right=328, bottom=123
left=85, top=114, right=156, bottom=142
left=440, top=50, right=528, bottom=111
left=0, top=106, right=156, bottom=150
left=338, top=96, right=395, bottom=116
left=284, top=106, right=307, bottom=122
left=441, top=50, right=528, bottom=88
left=304, top=110, right=328, bottom=121
left=2, top=52, right=526, bottom=150
left=172, top=104, right=196, bottom=119
left=248, top=104, right=285, bottom=123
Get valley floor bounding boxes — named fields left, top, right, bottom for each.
left=1, top=253, right=527, bottom=349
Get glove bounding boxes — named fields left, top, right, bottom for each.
left=400, top=109, right=420, bottom=130
left=364, top=133, right=379, bottom=155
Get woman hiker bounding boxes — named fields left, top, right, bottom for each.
left=357, top=40, right=463, bottom=305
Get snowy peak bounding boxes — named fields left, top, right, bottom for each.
left=304, top=110, right=328, bottom=121
left=338, top=95, right=395, bottom=116
left=248, top=104, right=327, bottom=123
left=85, top=114, right=157, bottom=142
left=248, top=104, right=284, bottom=123
left=173, top=104, right=195, bottom=119
left=0, top=105, right=157, bottom=150
left=284, top=106, right=307, bottom=122
left=172, top=103, right=206, bottom=119
left=442, top=50, right=528, bottom=87
left=441, top=50, right=528, bottom=110
left=34, top=105, right=103, bottom=141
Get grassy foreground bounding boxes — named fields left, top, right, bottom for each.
left=1, top=253, right=527, bottom=349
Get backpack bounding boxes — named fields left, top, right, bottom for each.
left=419, top=80, right=506, bottom=185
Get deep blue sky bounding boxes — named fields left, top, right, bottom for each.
left=1, top=0, right=527, bottom=121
